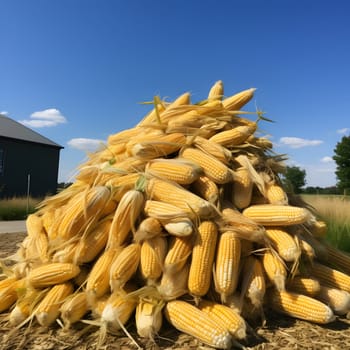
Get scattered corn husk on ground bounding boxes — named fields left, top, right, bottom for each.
left=2, top=80, right=350, bottom=349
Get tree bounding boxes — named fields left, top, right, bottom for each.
left=281, top=166, right=306, bottom=194
left=333, top=135, right=350, bottom=193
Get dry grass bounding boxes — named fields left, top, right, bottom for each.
left=302, top=195, right=350, bottom=251
left=0, top=196, right=42, bottom=220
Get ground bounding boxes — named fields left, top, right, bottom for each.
left=1, top=232, right=350, bottom=350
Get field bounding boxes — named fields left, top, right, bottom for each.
left=1, top=195, right=350, bottom=349
left=0, top=197, right=42, bottom=220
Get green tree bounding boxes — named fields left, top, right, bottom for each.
left=282, top=166, right=306, bottom=193
left=333, top=135, right=350, bottom=192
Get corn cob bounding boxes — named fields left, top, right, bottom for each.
left=198, top=299, right=246, bottom=340
left=134, top=217, right=163, bottom=243
left=0, top=277, right=21, bottom=312
left=164, top=235, right=193, bottom=274
left=192, top=175, right=219, bottom=204
left=309, top=262, right=350, bottom=293
left=265, top=182, right=288, bottom=205
left=164, top=217, right=194, bottom=237
left=157, top=263, right=189, bottom=301
left=26, top=213, right=45, bottom=238
left=140, top=236, right=167, bottom=285
left=265, top=227, right=300, bottom=262
left=57, top=185, right=111, bottom=240
left=268, top=289, right=335, bottom=324
left=28, top=263, right=80, bottom=289
left=188, top=221, right=218, bottom=300
left=60, top=291, right=89, bottom=327
left=242, top=204, right=312, bottom=226
left=214, top=231, right=241, bottom=303
left=261, top=250, right=287, bottom=291
left=35, top=282, right=73, bottom=327
left=209, top=125, right=257, bottom=147
left=109, top=243, right=141, bottom=292
left=164, top=300, right=232, bottom=349
left=146, top=177, right=214, bottom=218
left=232, top=166, right=253, bottom=209
left=86, top=249, right=119, bottom=305
left=322, top=243, right=350, bottom=275
left=191, top=135, right=231, bottom=164
left=241, top=255, right=266, bottom=309
left=208, top=80, right=224, bottom=100
left=317, top=285, right=350, bottom=315
left=135, top=297, right=164, bottom=339
left=143, top=199, right=191, bottom=221
left=181, top=147, right=233, bottom=184
left=222, top=87, right=256, bottom=111
left=286, top=276, right=321, bottom=297
left=145, top=158, right=202, bottom=185
left=107, top=189, right=144, bottom=248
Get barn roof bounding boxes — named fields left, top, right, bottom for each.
left=0, top=114, right=63, bottom=149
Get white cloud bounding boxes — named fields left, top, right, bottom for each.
left=67, top=138, right=105, bottom=152
left=321, top=156, right=334, bottom=163
left=279, top=137, right=323, bottom=149
left=19, top=108, right=67, bottom=128
left=337, top=128, right=350, bottom=134
left=0, top=111, right=9, bottom=116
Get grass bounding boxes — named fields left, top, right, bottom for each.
left=302, top=194, right=350, bottom=252
left=0, top=196, right=43, bottom=220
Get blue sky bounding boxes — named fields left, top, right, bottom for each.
left=1, top=0, right=349, bottom=187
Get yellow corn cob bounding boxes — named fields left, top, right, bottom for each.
left=128, top=132, right=187, bottom=159
left=146, top=177, right=214, bottom=218
left=26, top=213, right=45, bottom=237
left=268, top=289, right=335, bottom=324
left=181, top=147, right=233, bottom=184
left=214, top=231, right=241, bottom=303
left=107, top=127, right=144, bottom=145
left=0, top=277, right=20, bottom=312
left=220, top=206, right=266, bottom=243
left=91, top=294, right=110, bottom=319
left=265, top=182, right=288, bottom=205
left=209, top=125, right=257, bottom=147
left=188, top=221, right=218, bottom=299
left=261, top=250, right=287, bottom=291
left=164, top=235, right=193, bottom=274
left=164, top=217, right=194, bottom=237
left=198, top=300, right=246, bottom=340
left=309, top=262, right=350, bottom=293
left=317, top=285, right=350, bottom=315
left=242, top=204, right=312, bottom=226
left=208, top=80, right=224, bottom=100
left=134, top=217, right=163, bottom=243
left=109, top=243, right=141, bottom=292
left=222, top=87, right=256, bottom=111
left=28, top=263, right=80, bottom=289
left=192, top=175, right=219, bottom=205
left=135, top=297, right=164, bottom=339
left=25, top=229, right=49, bottom=263
left=143, top=200, right=190, bottom=221
left=103, top=172, right=140, bottom=201
left=241, top=255, right=266, bottom=309
left=60, top=291, right=89, bottom=327
left=265, top=227, right=300, bottom=262
left=157, top=263, right=189, bottom=301
left=86, top=248, right=119, bottom=305
left=51, top=241, right=78, bottom=264
left=192, top=135, right=231, bottom=165
left=107, top=189, right=144, bottom=248
left=164, top=300, right=232, bottom=349
left=166, top=110, right=206, bottom=129
left=308, top=220, right=327, bottom=238
left=140, top=236, right=167, bottom=284
left=145, top=158, right=202, bottom=185
left=74, top=219, right=112, bottom=264
left=232, top=167, right=253, bottom=209
left=286, top=276, right=321, bottom=297
left=9, top=288, right=40, bottom=326
left=35, top=282, right=73, bottom=327
left=108, top=156, right=147, bottom=174
left=57, top=185, right=111, bottom=240
left=101, top=285, right=138, bottom=333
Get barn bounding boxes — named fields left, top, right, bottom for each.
left=0, top=114, right=63, bottom=199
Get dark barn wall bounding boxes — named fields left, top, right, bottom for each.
left=0, top=137, right=60, bottom=198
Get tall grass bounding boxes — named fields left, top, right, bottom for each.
left=302, top=195, right=350, bottom=251
left=0, top=197, right=43, bottom=220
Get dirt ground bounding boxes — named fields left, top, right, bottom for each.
left=1, top=232, right=350, bottom=350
